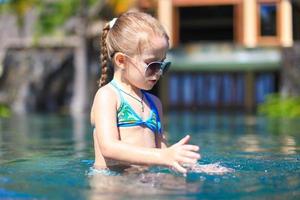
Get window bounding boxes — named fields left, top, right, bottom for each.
left=260, top=4, right=277, bottom=36
left=257, top=1, right=280, bottom=45
left=178, top=6, right=234, bottom=43
left=292, top=2, right=300, bottom=40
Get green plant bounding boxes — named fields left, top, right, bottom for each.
left=1, top=0, right=102, bottom=35
left=36, top=0, right=80, bottom=35
left=0, top=0, right=37, bottom=27
left=258, top=93, right=300, bottom=118
left=0, top=104, right=11, bottom=118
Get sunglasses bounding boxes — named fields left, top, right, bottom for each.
left=122, top=53, right=171, bottom=77
left=144, top=61, right=171, bottom=77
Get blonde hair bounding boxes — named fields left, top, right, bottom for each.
left=99, top=11, right=169, bottom=87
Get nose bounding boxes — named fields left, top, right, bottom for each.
left=157, top=69, right=163, bottom=76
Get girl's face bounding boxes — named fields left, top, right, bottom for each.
left=125, top=36, right=169, bottom=90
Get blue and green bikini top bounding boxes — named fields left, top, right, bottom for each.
left=110, top=80, right=162, bottom=134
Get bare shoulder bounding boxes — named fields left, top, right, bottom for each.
left=94, top=84, right=117, bottom=102
left=90, top=84, right=118, bottom=124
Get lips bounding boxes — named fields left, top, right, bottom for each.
left=148, top=80, right=157, bottom=84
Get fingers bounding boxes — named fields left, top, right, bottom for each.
left=175, top=135, right=190, bottom=146
left=172, top=141, right=201, bottom=161
left=173, top=162, right=187, bottom=174
left=177, top=156, right=198, bottom=165
left=167, top=135, right=201, bottom=175
left=182, top=144, right=200, bottom=152
left=181, top=150, right=201, bottom=160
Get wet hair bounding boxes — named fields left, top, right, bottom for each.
left=99, top=11, right=169, bottom=87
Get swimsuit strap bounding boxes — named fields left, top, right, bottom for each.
left=143, top=92, right=161, bottom=125
left=143, top=92, right=162, bottom=134
left=110, top=80, right=124, bottom=101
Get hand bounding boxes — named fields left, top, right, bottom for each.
left=162, top=135, right=201, bottom=174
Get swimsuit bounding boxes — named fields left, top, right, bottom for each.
left=110, top=80, right=162, bottom=134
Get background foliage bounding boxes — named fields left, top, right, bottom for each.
left=0, top=0, right=100, bottom=35
left=258, top=93, right=300, bottom=118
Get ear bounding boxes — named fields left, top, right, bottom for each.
left=114, top=52, right=126, bottom=70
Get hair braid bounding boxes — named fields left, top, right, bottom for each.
left=99, top=23, right=112, bottom=87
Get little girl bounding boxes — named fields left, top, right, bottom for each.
left=90, top=11, right=200, bottom=174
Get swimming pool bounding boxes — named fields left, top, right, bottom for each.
left=0, top=112, right=299, bottom=199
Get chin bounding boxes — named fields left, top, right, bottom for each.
left=138, top=80, right=157, bottom=90
left=142, top=85, right=154, bottom=91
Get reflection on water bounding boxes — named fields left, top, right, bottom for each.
left=88, top=169, right=200, bottom=200
left=0, top=112, right=300, bottom=199
left=166, top=111, right=300, bottom=156
left=0, top=114, right=91, bottom=162
left=281, top=135, right=297, bottom=155
left=238, top=134, right=264, bottom=153
left=237, top=133, right=299, bottom=155
left=72, top=114, right=87, bottom=158
left=0, top=114, right=92, bottom=199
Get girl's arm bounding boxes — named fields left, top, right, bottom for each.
left=93, top=87, right=200, bottom=173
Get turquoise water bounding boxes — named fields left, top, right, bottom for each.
left=0, top=112, right=300, bottom=199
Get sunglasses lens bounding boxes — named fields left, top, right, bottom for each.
left=162, top=62, right=171, bottom=75
left=145, top=62, right=162, bottom=77
left=145, top=62, right=171, bottom=77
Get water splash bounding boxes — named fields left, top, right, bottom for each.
left=185, top=162, right=234, bottom=175
left=86, top=167, right=121, bottom=176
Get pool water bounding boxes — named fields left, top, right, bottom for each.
left=0, top=112, right=300, bottom=199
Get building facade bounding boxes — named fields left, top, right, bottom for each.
left=158, top=0, right=293, bottom=47
left=147, top=0, right=300, bottom=112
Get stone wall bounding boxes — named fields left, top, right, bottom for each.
left=281, top=42, right=300, bottom=97
left=0, top=48, right=74, bottom=113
